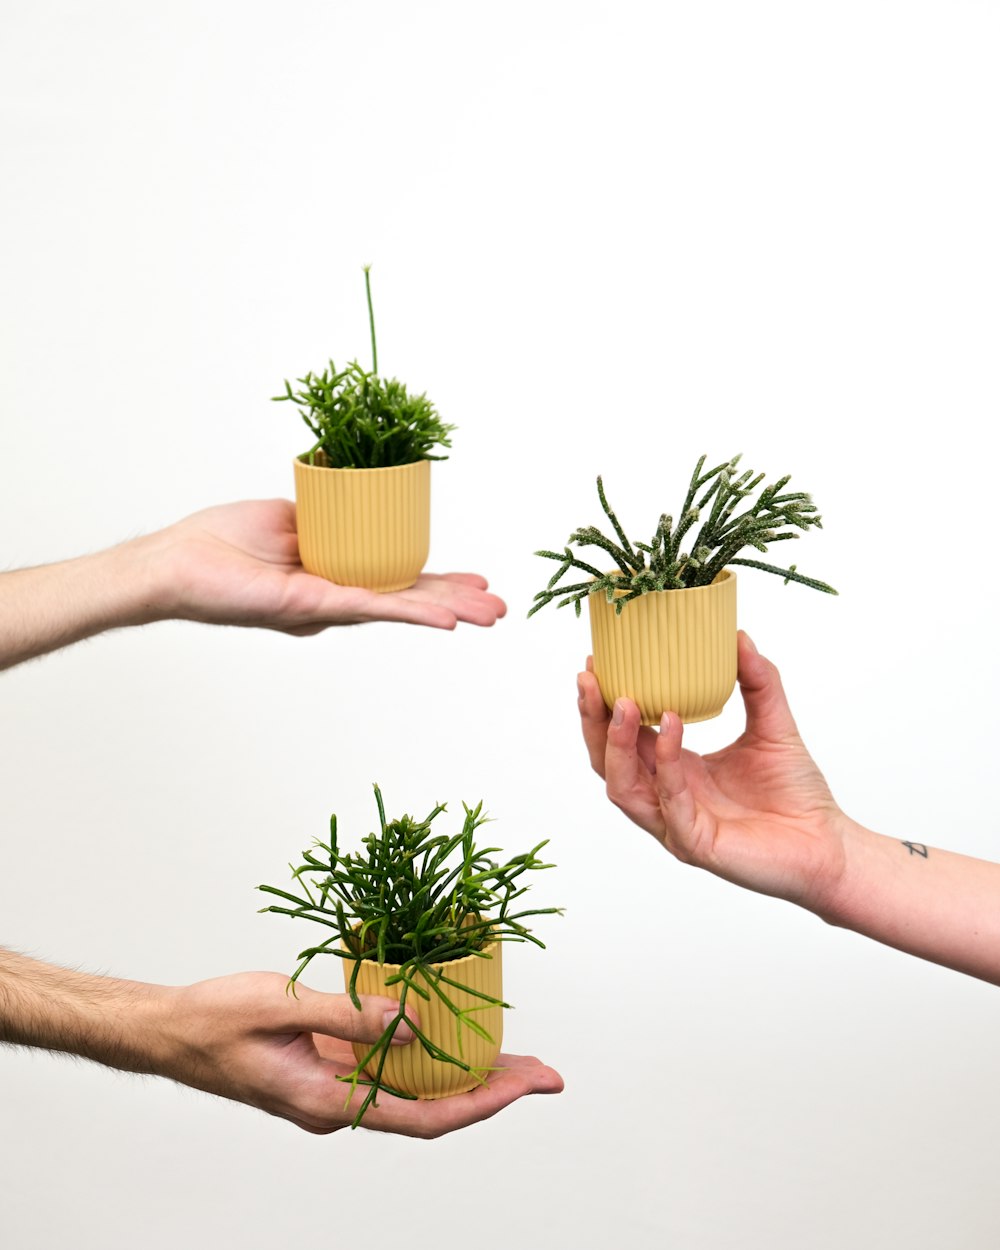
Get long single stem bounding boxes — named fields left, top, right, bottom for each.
left=363, top=265, right=378, bottom=374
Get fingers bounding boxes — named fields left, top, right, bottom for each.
left=427, top=572, right=489, bottom=590
left=651, top=712, right=699, bottom=858
left=596, top=696, right=673, bottom=842
left=579, top=664, right=660, bottom=779
left=604, top=698, right=650, bottom=797
left=274, top=577, right=458, bottom=633
left=577, top=668, right=611, bottom=777
left=737, top=631, right=801, bottom=743
left=359, top=1053, right=564, bottom=1139
left=274, top=987, right=420, bottom=1046
left=283, top=572, right=507, bottom=632
left=407, top=573, right=508, bottom=626
left=357, top=595, right=460, bottom=631
left=358, top=573, right=507, bottom=629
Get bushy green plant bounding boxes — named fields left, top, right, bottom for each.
left=530, top=453, right=837, bottom=618
left=258, top=785, right=560, bottom=1127
left=273, top=267, right=455, bottom=468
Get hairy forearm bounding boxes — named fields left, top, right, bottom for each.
left=0, top=949, right=173, bottom=1074
left=0, top=539, right=163, bottom=671
left=820, top=821, right=1000, bottom=986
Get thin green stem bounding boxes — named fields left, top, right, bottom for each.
left=260, top=785, right=560, bottom=1128
left=363, top=265, right=378, bottom=374
left=274, top=272, right=453, bottom=467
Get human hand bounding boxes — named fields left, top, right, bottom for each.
left=162, top=972, right=563, bottom=1137
left=577, top=631, right=850, bottom=911
left=140, top=500, right=506, bottom=632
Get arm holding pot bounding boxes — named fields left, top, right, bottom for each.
left=0, top=499, right=506, bottom=670
left=0, top=949, right=562, bottom=1136
left=578, top=631, right=1000, bottom=987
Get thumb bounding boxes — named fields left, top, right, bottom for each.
left=275, top=986, right=420, bottom=1046
left=737, top=631, right=801, bottom=743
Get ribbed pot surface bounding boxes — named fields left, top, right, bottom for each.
left=345, top=943, right=503, bottom=1099
left=588, top=571, right=737, bottom=725
left=293, top=457, right=430, bottom=592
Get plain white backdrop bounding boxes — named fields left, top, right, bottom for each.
left=2, top=2, right=999, bottom=1247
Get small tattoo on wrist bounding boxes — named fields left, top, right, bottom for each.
left=901, top=841, right=929, bottom=859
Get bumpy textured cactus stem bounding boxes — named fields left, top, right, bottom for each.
left=529, top=454, right=837, bottom=618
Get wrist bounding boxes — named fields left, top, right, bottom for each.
left=119, top=521, right=223, bottom=626
left=94, top=533, right=175, bottom=628
left=810, top=817, right=880, bottom=930
left=32, top=540, right=167, bottom=635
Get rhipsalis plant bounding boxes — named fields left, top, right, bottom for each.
left=273, top=267, right=455, bottom=468
left=258, top=785, right=560, bottom=1128
left=530, top=453, right=837, bottom=618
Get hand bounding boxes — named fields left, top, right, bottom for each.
left=142, top=500, right=507, bottom=632
left=577, top=631, right=849, bottom=911
left=163, top=972, right=563, bottom=1137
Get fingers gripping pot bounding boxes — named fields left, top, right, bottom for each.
left=588, top=570, right=738, bottom=725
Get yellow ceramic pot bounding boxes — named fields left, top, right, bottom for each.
left=344, top=942, right=503, bottom=1099
left=293, top=456, right=430, bottom=592
left=588, top=570, right=737, bottom=725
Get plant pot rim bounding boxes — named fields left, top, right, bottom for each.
left=590, top=568, right=734, bottom=599
left=294, top=455, right=431, bottom=475
left=344, top=936, right=500, bottom=975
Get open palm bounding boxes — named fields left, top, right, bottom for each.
left=146, top=499, right=507, bottom=632
left=168, top=971, right=562, bottom=1138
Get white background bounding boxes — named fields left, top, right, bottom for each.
left=2, top=2, right=999, bottom=1247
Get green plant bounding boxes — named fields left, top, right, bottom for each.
left=273, top=267, right=455, bottom=468
left=258, top=785, right=560, bottom=1127
left=529, top=453, right=837, bottom=617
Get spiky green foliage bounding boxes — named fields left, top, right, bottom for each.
left=258, top=785, right=560, bottom=1128
left=529, top=453, right=837, bottom=618
left=273, top=267, right=455, bottom=468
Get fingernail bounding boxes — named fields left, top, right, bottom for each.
left=742, top=633, right=758, bottom=654
left=612, top=700, right=625, bottom=727
left=385, top=1010, right=414, bottom=1044
left=660, top=712, right=671, bottom=733
left=576, top=675, right=585, bottom=703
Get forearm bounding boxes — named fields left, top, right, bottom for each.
left=0, top=949, right=174, bottom=1074
left=0, top=539, right=163, bottom=671
left=820, top=821, right=1000, bottom=986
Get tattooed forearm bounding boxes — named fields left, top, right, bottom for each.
left=901, top=841, right=929, bottom=859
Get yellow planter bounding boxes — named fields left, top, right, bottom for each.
left=344, top=942, right=503, bottom=1099
left=293, top=456, right=431, bottom=592
left=588, top=571, right=737, bottom=725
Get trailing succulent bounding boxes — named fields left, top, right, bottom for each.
left=530, top=453, right=837, bottom=618
left=273, top=267, right=454, bottom=469
left=258, top=785, right=560, bottom=1127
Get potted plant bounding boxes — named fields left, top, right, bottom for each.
left=273, top=267, right=455, bottom=591
left=258, top=785, right=560, bottom=1128
left=529, top=454, right=837, bottom=724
